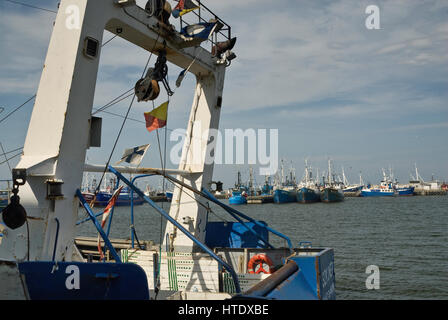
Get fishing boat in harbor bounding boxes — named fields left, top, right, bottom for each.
left=361, top=170, right=396, bottom=197
left=320, top=159, right=344, bottom=203
left=229, top=190, right=247, bottom=205
left=396, top=186, right=415, bottom=196
left=320, top=187, right=344, bottom=202
left=92, top=187, right=145, bottom=206
left=361, top=168, right=414, bottom=197
left=81, top=174, right=145, bottom=206
left=245, top=168, right=274, bottom=204
left=273, top=187, right=297, bottom=203
left=228, top=170, right=248, bottom=205
left=0, top=0, right=335, bottom=301
left=341, top=168, right=363, bottom=195
left=296, top=160, right=320, bottom=203
left=273, top=161, right=298, bottom=203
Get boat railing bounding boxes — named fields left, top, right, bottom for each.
left=177, top=0, right=232, bottom=49
left=106, top=165, right=242, bottom=293
left=76, top=189, right=122, bottom=263
left=202, top=189, right=293, bottom=250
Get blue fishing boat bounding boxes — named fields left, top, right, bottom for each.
left=229, top=190, right=247, bottom=205
left=0, top=0, right=335, bottom=301
left=296, top=160, right=320, bottom=203
left=320, top=187, right=344, bottom=203
left=360, top=187, right=395, bottom=197
left=320, top=159, right=344, bottom=203
left=396, top=186, right=414, bottom=196
left=89, top=187, right=145, bottom=206
left=273, top=161, right=297, bottom=203
left=261, top=178, right=273, bottom=196
left=360, top=169, right=401, bottom=197
left=273, top=188, right=297, bottom=203
left=229, top=170, right=248, bottom=205
left=297, top=187, right=321, bottom=203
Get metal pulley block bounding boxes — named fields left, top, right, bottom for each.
left=145, top=0, right=171, bottom=24
left=134, top=68, right=161, bottom=102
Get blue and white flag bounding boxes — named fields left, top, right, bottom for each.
left=116, top=144, right=150, bottom=166
left=180, top=22, right=217, bottom=40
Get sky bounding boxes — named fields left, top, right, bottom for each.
left=0, top=0, right=447, bottom=189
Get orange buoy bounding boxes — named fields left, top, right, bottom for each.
left=247, top=254, right=274, bottom=274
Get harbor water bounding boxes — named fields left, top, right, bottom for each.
left=77, top=195, right=448, bottom=300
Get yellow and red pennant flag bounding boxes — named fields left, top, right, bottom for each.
left=144, top=101, right=168, bottom=133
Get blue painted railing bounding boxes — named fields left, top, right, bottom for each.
left=202, top=189, right=293, bottom=250
left=76, top=189, right=121, bottom=263
left=130, top=174, right=156, bottom=248
left=107, top=166, right=241, bottom=293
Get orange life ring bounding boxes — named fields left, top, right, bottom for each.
left=247, top=254, right=274, bottom=274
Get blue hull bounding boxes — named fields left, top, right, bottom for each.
left=229, top=191, right=247, bottom=205
left=274, top=189, right=297, bottom=203
left=360, top=189, right=395, bottom=197
left=320, top=188, right=344, bottom=203
left=397, top=187, right=414, bottom=196
left=229, top=195, right=247, bottom=205
left=296, top=187, right=320, bottom=203
left=16, top=261, right=149, bottom=300
left=94, top=191, right=145, bottom=206
left=166, top=191, right=173, bottom=201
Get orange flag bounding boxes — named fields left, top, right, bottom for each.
left=144, top=101, right=168, bottom=133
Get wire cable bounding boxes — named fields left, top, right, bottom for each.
left=2, top=0, right=57, bottom=14
left=0, top=151, right=22, bottom=165
left=0, top=142, right=11, bottom=172
left=0, top=146, right=23, bottom=156
left=0, top=95, right=36, bottom=125
left=92, top=90, right=134, bottom=115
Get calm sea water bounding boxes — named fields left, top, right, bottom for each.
left=77, top=195, right=448, bottom=300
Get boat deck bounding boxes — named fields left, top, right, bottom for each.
left=74, top=236, right=330, bottom=300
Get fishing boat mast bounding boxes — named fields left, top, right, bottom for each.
left=328, top=159, right=333, bottom=186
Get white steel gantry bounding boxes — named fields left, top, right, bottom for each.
left=0, top=0, right=230, bottom=262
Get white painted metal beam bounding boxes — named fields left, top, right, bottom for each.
left=84, top=163, right=201, bottom=177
